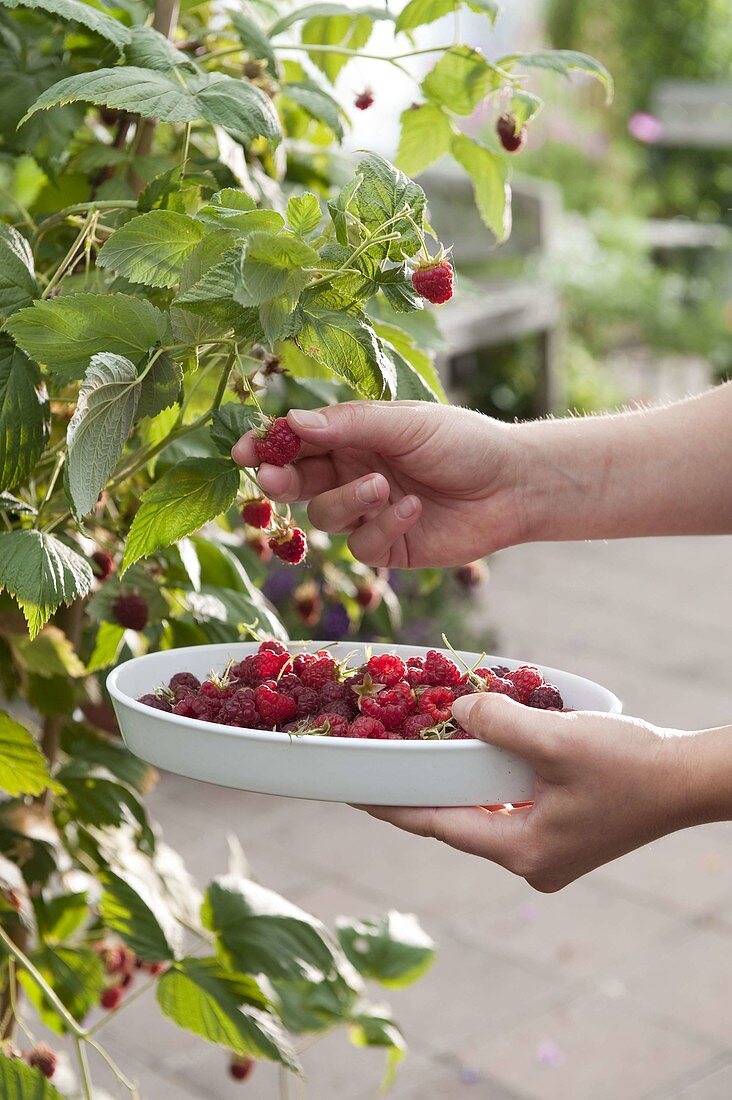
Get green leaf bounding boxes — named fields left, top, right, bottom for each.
left=337, top=911, right=436, bottom=988
left=0, top=530, right=93, bottom=637
left=125, top=24, right=192, bottom=71
left=56, top=763, right=151, bottom=840
left=397, top=0, right=498, bottom=32
left=202, top=875, right=350, bottom=984
left=235, top=230, right=316, bottom=308
left=99, top=870, right=181, bottom=962
left=451, top=132, right=510, bottom=241
left=86, top=620, right=125, bottom=672
left=122, top=457, right=240, bottom=572
left=0, top=711, right=56, bottom=797
left=296, top=306, right=396, bottom=398
left=377, top=264, right=423, bottom=314
left=349, top=1002, right=405, bottom=1089
left=301, top=11, right=374, bottom=82
left=270, top=2, right=394, bottom=36
left=96, top=211, right=204, bottom=289
left=396, top=103, right=453, bottom=177
left=0, top=223, right=38, bottom=321
left=136, top=353, right=182, bottom=420
left=230, top=10, right=277, bottom=73
left=501, top=49, right=613, bottom=102
left=60, top=721, right=153, bottom=793
left=5, top=293, right=169, bottom=385
left=422, top=46, right=499, bottom=114
left=287, top=192, right=321, bottom=236
left=34, top=891, right=88, bottom=944
left=157, top=957, right=298, bottom=1067
left=375, top=322, right=445, bottom=402
left=354, top=153, right=425, bottom=259
left=21, top=67, right=282, bottom=145
left=0, top=334, right=49, bottom=493
left=510, top=88, right=543, bottom=128
left=282, top=80, right=345, bottom=141
left=66, top=352, right=140, bottom=518
left=19, top=946, right=104, bottom=1034
left=10, top=625, right=86, bottom=678
left=0, top=0, right=131, bottom=53
left=0, top=492, right=36, bottom=516
left=0, top=1053, right=65, bottom=1098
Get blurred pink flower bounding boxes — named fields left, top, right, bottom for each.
left=628, top=112, right=665, bottom=144
left=537, top=1039, right=566, bottom=1068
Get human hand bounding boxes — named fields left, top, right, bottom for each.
left=231, top=401, right=523, bottom=568
left=361, top=694, right=713, bottom=892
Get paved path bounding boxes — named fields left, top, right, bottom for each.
left=90, top=533, right=732, bottom=1100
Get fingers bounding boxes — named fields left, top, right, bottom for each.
left=256, top=456, right=340, bottom=503
left=287, top=402, right=421, bottom=456
left=452, top=693, right=567, bottom=768
left=307, top=473, right=390, bottom=533
left=360, top=805, right=525, bottom=866
left=346, top=495, right=422, bottom=566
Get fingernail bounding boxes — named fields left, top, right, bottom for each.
left=452, top=694, right=481, bottom=724
left=231, top=441, right=247, bottom=465
left=289, top=409, right=328, bottom=430
left=395, top=496, right=418, bottom=519
left=356, top=476, right=382, bottom=505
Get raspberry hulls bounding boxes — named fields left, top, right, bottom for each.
left=411, top=260, right=454, bottom=305
left=254, top=417, right=301, bottom=466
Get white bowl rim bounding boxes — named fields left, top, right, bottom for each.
left=107, top=641, right=622, bottom=750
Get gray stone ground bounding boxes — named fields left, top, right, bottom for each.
left=83, top=531, right=732, bottom=1100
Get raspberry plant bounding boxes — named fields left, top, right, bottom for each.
left=0, top=0, right=608, bottom=1092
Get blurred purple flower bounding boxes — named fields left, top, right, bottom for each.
left=628, top=112, right=664, bottom=144
left=537, top=1040, right=565, bottom=1069
left=262, top=569, right=297, bottom=603
left=459, top=1067, right=481, bottom=1084
left=322, top=602, right=350, bottom=639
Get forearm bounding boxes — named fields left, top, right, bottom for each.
left=515, top=382, right=732, bottom=542
left=682, top=724, right=732, bottom=827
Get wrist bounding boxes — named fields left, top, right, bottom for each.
left=673, top=727, right=732, bottom=828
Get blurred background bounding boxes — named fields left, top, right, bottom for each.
left=105, top=1, right=732, bottom=1097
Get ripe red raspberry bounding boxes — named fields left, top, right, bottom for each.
left=26, top=1045, right=57, bottom=1080
left=112, top=592, right=148, bottom=631
left=319, top=680, right=350, bottom=706
left=291, top=683, right=321, bottom=718
left=361, top=682, right=414, bottom=731
left=313, top=712, right=350, bottom=737
left=91, top=549, right=115, bottom=579
left=234, top=649, right=291, bottom=685
left=293, top=652, right=316, bottom=677
left=349, top=715, right=388, bottom=739
left=401, top=713, right=434, bottom=739
left=450, top=728, right=473, bottom=739
left=456, top=561, right=486, bottom=588
left=497, top=112, right=527, bottom=153
left=220, top=689, right=260, bottom=727
left=229, top=1055, right=256, bottom=1082
left=355, top=582, right=381, bottom=611
left=528, top=684, right=564, bottom=709
left=173, top=694, right=216, bottom=721
left=423, top=650, right=461, bottom=687
left=411, top=260, right=453, bottom=305
left=405, top=657, right=426, bottom=688
left=354, top=88, right=374, bottom=110
left=241, top=498, right=272, bottom=529
left=299, top=653, right=338, bottom=690
left=507, top=665, right=544, bottom=704
left=255, top=684, right=297, bottom=726
left=169, top=672, right=200, bottom=698
left=277, top=673, right=302, bottom=694
left=137, top=693, right=172, bottom=712
left=100, top=984, right=124, bottom=1010
left=246, top=530, right=272, bottom=561
left=490, top=678, right=521, bottom=702
left=99, top=944, right=135, bottom=978
left=366, top=653, right=407, bottom=687
left=418, top=686, right=455, bottom=724
left=259, top=640, right=288, bottom=655
left=254, top=417, right=301, bottom=466
left=269, top=527, right=307, bottom=565
left=142, top=961, right=166, bottom=976
left=294, top=583, right=322, bottom=626
left=491, top=664, right=510, bottom=678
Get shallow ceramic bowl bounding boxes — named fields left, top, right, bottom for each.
left=107, top=642, right=621, bottom=807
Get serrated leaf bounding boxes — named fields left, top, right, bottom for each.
left=157, top=956, right=298, bottom=1067
left=375, top=321, right=445, bottom=401
left=0, top=712, right=56, bottom=796
left=296, top=306, right=396, bottom=398
left=34, top=892, right=88, bottom=944
left=0, top=334, right=49, bottom=492
left=57, top=763, right=151, bottom=841
left=510, top=88, right=543, bottom=127
left=60, top=721, right=153, bottom=793
left=377, top=264, right=423, bottom=313
left=0, top=222, right=38, bottom=320
left=0, top=530, right=93, bottom=637
left=451, top=132, right=511, bottom=241
left=86, top=620, right=125, bottom=672
left=502, top=48, right=613, bottom=102
left=287, top=192, right=321, bottom=236
left=136, top=353, right=182, bottom=420
left=300, top=11, right=374, bottom=82
left=396, top=0, right=498, bottom=32
left=100, top=869, right=182, bottom=962
left=125, top=24, right=192, bottom=71
left=354, top=153, right=425, bottom=260
left=5, top=293, right=169, bottom=385
left=230, top=10, right=277, bottom=73
left=0, top=0, right=131, bottom=52
left=122, top=457, right=240, bottom=572
left=269, top=2, right=394, bottom=36
left=337, top=911, right=436, bottom=988
left=0, top=1054, right=64, bottom=1097
left=10, top=625, right=86, bottom=678
left=21, top=67, right=281, bottom=145
left=422, top=45, right=500, bottom=114
left=66, top=352, right=140, bottom=518
left=0, top=492, right=35, bottom=515
left=96, top=211, right=204, bottom=289
left=19, top=946, right=104, bottom=1034
left=235, top=230, right=316, bottom=308
left=396, top=103, right=453, bottom=177
left=283, top=79, right=345, bottom=141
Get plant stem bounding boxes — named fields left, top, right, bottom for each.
left=87, top=1036, right=141, bottom=1097
left=133, top=0, right=180, bottom=177
left=86, top=973, right=160, bottom=1038
left=42, top=209, right=97, bottom=298
left=0, top=924, right=83, bottom=1037
left=31, top=201, right=138, bottom=247
left=75, top=1035, right=94, bottom=1100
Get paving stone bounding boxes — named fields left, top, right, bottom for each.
left=662, top=1059, right=732, bottom=1099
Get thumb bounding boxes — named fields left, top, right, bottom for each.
left=452, top=693, right=565, bottom=767
left=288, top=401, right=416, bottom=455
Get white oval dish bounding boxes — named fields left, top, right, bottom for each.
left=107, top=642, right=621, bottom=807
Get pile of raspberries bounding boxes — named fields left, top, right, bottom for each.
left=137, top=642, right=565, bottom=741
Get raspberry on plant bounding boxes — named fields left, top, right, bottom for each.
left=294, top=582, right=322, bottom=626
left=229, top=1055, right=256, bottom=1082
left=112, top=592, right=148, bottom=631
left=269, top=527, right=307, bottom=565
left=255, top=684, right=297, bottom=726
left=254, top=416, right=301, bottom=467
left=424, top=650, right=462, bottom=687
left=507, top=665, right=544, bottom=704
left=366, top=653, right=407, bottom=687
left=456, top=561, right=487, bottom=588
left=26, top=1046, right=57, bottom=1080
left=246, top=530, right=272, bottom=561
left=528, top=684, right=564, bottom=709
left=91, top=549, right=115, bottom=579
left=411, top=258, right=454, bottom=305
left=354, top=88, right=374, bottom=110
left=355, top=580, right=381, bottom=611
left=100, top=984, right=124, bottom=1011
left=497, top=112, right=527, bottom=153
left=349, top=715, right=388, bottom=739
left=418, top=686, right=455, bottom=724
left=241, top=498, right=273, bottom=529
